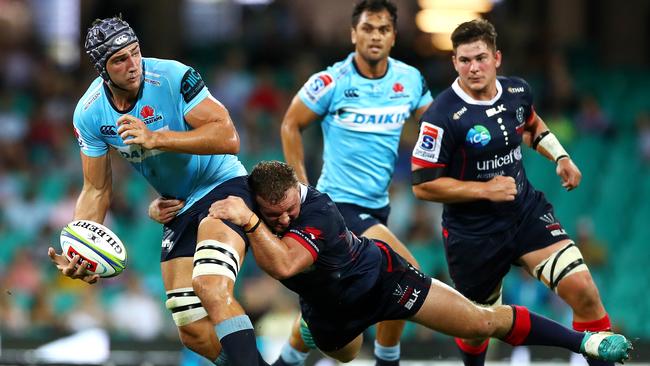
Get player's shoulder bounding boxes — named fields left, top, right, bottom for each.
left=499, top=75, right=532, bottom=94
left=389, top=57, right=423, bottom=77
left=423, top=87, right=462, bottom=120
left=74, top=77, right=105, bottom=119
left=303, top=186, right=338, bottom=216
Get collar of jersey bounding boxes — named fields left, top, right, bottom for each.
left=451, top=77, right=503, bottom=106
left=351, top=53, right=391, bottom=80
left=299, top=183, right=308, bottom=203
left=103, top=61, right=146, bottom=114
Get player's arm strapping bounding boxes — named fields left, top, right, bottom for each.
left=524, top=111, right=569, bottom=162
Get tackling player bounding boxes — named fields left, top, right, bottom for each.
left=411, top=19, right=617, bottom=366
left=47, top=16, right=266, bottom=366
left=209, top=161, right=631, bottom=365
left=279, top=1, right=432, bottom=364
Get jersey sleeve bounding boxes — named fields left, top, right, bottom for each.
left=415, top=74, right=434, bottom=109
left=282, top=208, right=333, bottom=261
left=297, top=71, right=336, bottom=116
left=167, top=61, right=210, bottom=115
left=411, top=104, right=457, bottom=172
left=72, top=105, right=108, bottom=157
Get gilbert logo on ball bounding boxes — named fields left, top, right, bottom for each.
left=60, top=220, right=127, bottom=278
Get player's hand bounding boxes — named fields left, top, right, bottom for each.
left=209, top=196, right=252, bottom=226
left=149, top=197, right=185, bottom=224
left=556, top=158, right=581, bottom=191
left=47, top=247, right=99, bottom=284
left=483, top=175, right=517, bottom=202
left=116, top=115, right=158, bottom=149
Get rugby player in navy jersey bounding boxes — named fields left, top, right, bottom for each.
left=411, top=19, right=619, bottom=366
left=278, top=1, right=432, bottom=364
left=209, top=160, right=630, bottom=364
left=47, top=16, right=267, bottom=366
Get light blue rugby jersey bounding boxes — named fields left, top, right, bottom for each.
left=73, top=57, right=247, bottom=214
left=298, top=53, right=433, bottom=209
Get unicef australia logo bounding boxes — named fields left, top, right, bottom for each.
left=466, top=125, right=491, bottom=147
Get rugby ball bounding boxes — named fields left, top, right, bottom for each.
left=60, top=220, right=127, bottom=278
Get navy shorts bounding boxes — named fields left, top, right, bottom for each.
left=301, top=240, right=431, bottom=352
left=160, top=176, right=253, bottom=262
left=443, top=191, right=570, bottom=303
left=335, top=202, right=390, bottom=235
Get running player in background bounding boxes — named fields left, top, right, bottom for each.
left=278, top=1, right=432, bottom=364
left=47, top=16, right=266, bottom=366
left=411, top=19, right=618, bottom=366
left=209, top=161, right=631, bottom=365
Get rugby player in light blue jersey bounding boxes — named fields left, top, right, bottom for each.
left=47, top=16, right=267, bottom=366
left=278, top=1, right=432, bottom=366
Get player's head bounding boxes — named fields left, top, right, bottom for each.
left=451, top=19, right=501, bottom=97
left=85, top=15, right=142, bottom=91
left=351, top=0, right=397, bottom=65
left=249, top=161, right=301, bottom=234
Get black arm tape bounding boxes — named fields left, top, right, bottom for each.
left=532, top=130, right=551, bottom=150
left=412, top=168, right=446, bottom=185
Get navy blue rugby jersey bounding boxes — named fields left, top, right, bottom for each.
left=411, top=76, right=538, bottom=235
left=280, top=185, right=382, bottom=307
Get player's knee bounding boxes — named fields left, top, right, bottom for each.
left=559, top=273, right=602, bottom=313
left=534, top=242, right=589, bottom=293
left=192, top=275, right=233, bottom=305
left=192, top=239, right=241, bottom=303
left=178, top=322, right=209, bottom=350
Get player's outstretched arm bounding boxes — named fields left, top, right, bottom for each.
left=281, top=96, right=320, bottom=185
left=208, top=196, right=314, bottom=279
left=47, top=152, right=112, bottom=284
left=117, top=95, right=240, bottom=155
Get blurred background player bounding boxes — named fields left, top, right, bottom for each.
left=278, top=1, right=432, bottom=365
left=46, top=16, right=266, bottom=366
left=209, top=160, right=631, bottom=365
left=411, top=19, right=616, bottom=366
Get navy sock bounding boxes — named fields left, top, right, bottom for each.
left=455, top=338, right=488, bottom=366
left=216, top=315, right=268, bottom=366
left=503, top=306, right=583, bottom=352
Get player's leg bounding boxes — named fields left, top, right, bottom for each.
left=516, top=195, right=614, bottom=366
left=193, top=216, right=266, bottom=366
left=410, top=279, right=631, bottom=363
left=520, top=239, right=612, bottom=366
left=363, top=223, right=418, bottom=366
left=272, top=315, right=310, bottom=366
left=322, top=334, right=364, bottom=363
left=161, top=257, right=223, bottom=363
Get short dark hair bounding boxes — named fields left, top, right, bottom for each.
left=352, top=0, right=397, bottom=28
left=249, top=161, right=298, bottom=204
left=451, top=19, right=498, bottom=52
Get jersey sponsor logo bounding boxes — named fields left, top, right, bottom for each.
left=83, top=91, right=101, bottom=111
left=476, top=146, right=522, bottom=171
left=508, top=86, right=525, bottom=93
left=466, top=125, right=491, bottom=147
left=139, top=105, right=163, bottom=124
left=181, top=68, right=206, bottom=103
left=304, top=73, right=334, bottom=101
left=344, top=88, right=359, bottom=98
left=303, top=227, right=324, bottom=241
left=144, top=78, right=161, bottom=86
left=115, top=145, right=164, bottom=163
left=392, top=82, right=404, bottom=93
left=412, top=122, right=444, bottom=164
left=452, top=106, right=467, bottom=120
left=485, top=104, right=506, bottom=117
left=333, top=105, right=411, bottom=132
left=390, top=82, right=410, bottom=99
left=100, top=125, right=117, bottom=136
